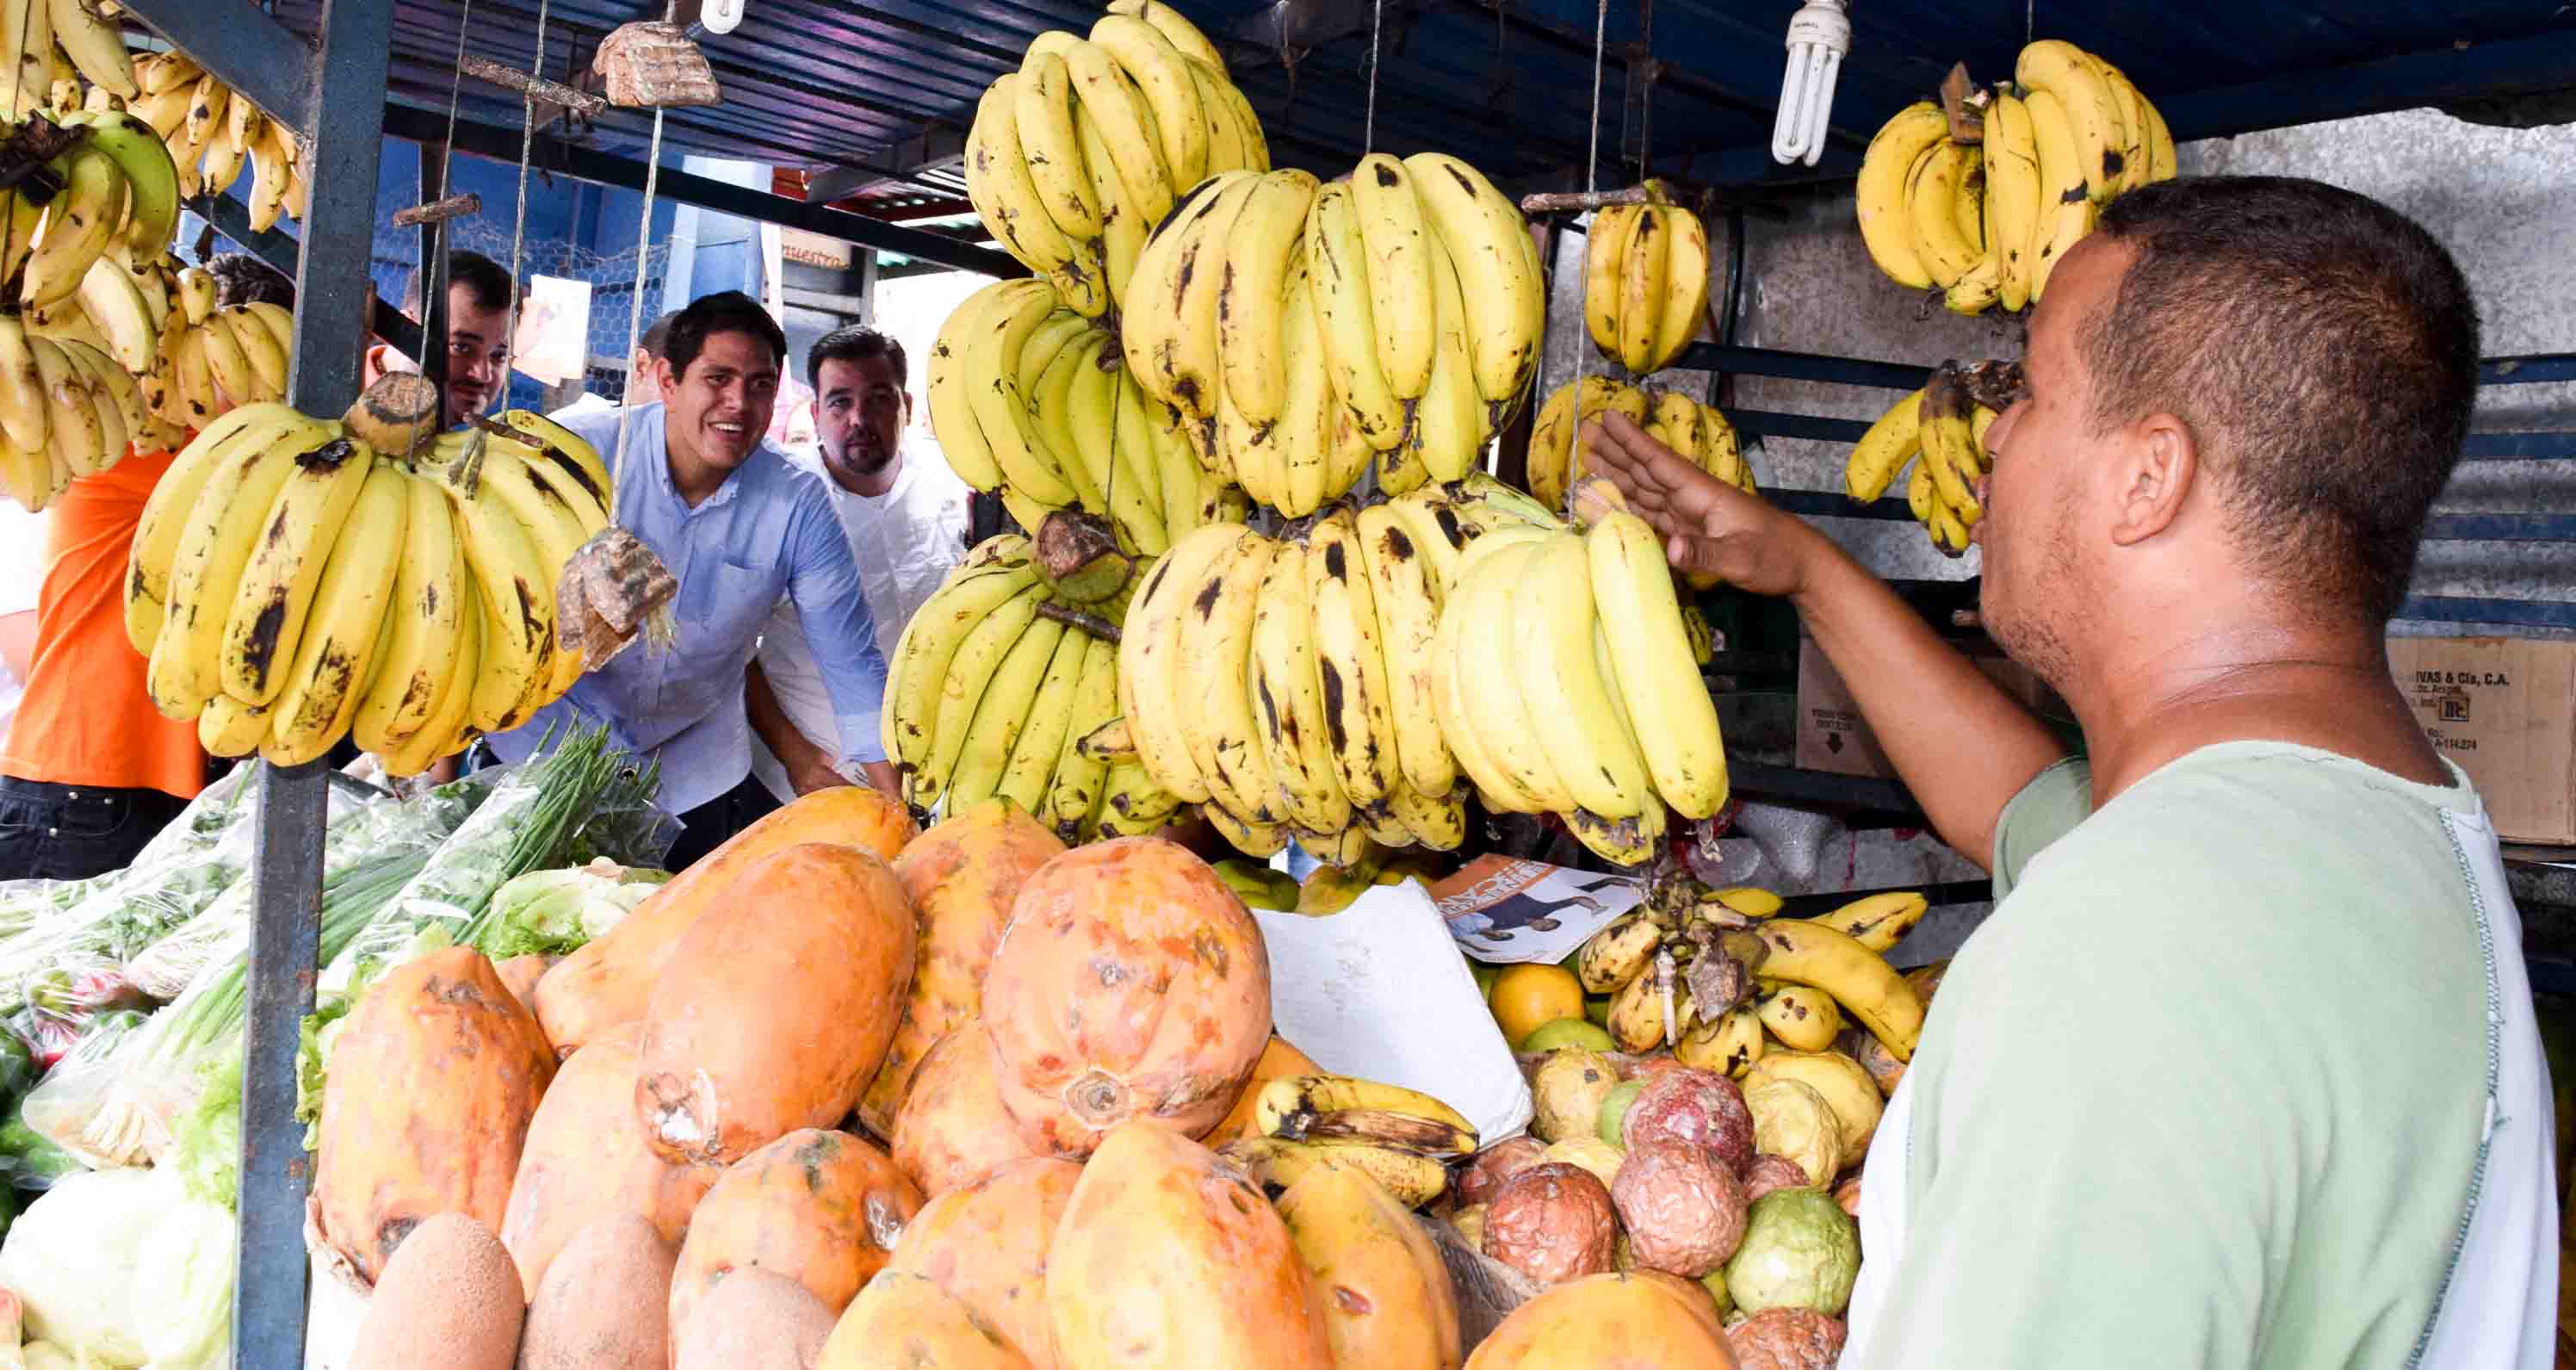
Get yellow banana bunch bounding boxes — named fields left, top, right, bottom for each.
left=926, top=275, right=1247, bottom=561
left=963, top=3, right=1266, bottom=323
left=0, top=319, right=144, bottom=509
left=1852, top=41, right=2174, bottom=312
left=1252, top=1073, right=1478, bottom=1156
left=1842, top=370, right=2003, bottom=557
left=128, top=51, right=310, bottom=228
left=1582, top=183, right=1710, bottom=375
left=876, top=536, right=1160, bottom=837
left=142, top=266, right=298, bottom=432
left=1425, top=506, right=1729, bottom=865
left=124, top=395, right=613, bottom=771
left=1115, top=480, right=1554, bottom=861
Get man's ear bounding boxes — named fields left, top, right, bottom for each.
left=2108, top=412, right=2198, bottom=548
left=654, top=355, right=681, bottom=399
left=901, top=390, right=915, bottom=426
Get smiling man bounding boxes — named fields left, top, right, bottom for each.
left=746, top=326, right=969, bottom=803
left=1582, top=177, right=2551, bottom=1366
left=484, top=292, right=899, bottom=869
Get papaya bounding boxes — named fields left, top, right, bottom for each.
left=532, top=786, right=916, bottom=1055
left=982, top=838, right=1272, bottom=1155
left=1460, top=1271, right=1733, bottom=1368
left=1276, top=1161, right=1464, bottom=1370
left=637, top=844, right=915, bottom=1166
left=499, top=1024, right=721, bottom=1299
left=668, top=1128, right=925, bottom=1343
left=1044, top=1120, right=1332, bottom=1369
left=495, top=953, right=555, bottom=1018
left=884, top=1157, right=1081, bottom=1369
left=858, top=799, right=1065, bottom=1135
left=1211, top=1034, right=1324, bottom=1143
left=819, top=1271, right=1034, bottom=1370
left=891, top=1020, right=1051, bottom=1198
left=312, top=947, right=557, bottom=1286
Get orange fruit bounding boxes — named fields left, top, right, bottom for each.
left=1488, top=964, right=1586, bottom=1048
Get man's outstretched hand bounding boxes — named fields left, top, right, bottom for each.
left=1580, top=411, right=1826, bottom=598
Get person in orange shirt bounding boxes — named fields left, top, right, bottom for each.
left=0, top=254, right=299, bottom=880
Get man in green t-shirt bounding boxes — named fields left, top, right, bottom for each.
left=1582, top=176, right=2553, bottom=1366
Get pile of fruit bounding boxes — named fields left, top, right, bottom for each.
left=1857, top=38, right=2174, bottom=314
left=1578, top=183, right=1712, bottom=377
left=123, top=382, right=612, bottom=772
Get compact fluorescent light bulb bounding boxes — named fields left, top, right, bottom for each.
left=1771, top=0, right=1850, bottom=166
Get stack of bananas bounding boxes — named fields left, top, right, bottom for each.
left=2, top=0, right=139, bottom=114
left=1575, top=889, right=1928, bottom=1083
left=1580, top=183, right=1711, bottom=375
left=1432, top=507, right=1728, bottom=865
left=1857, top=39, right=2172, bottom=314
left=124, top=400, right=612, bottom=773
left=928, top=276, right=1244, bottom=556
left=1115, top=478, right=1560, bottom=864
left=1222, top=1074, right=1477, bottom=1209
left=0, top=315, right=146, bottom=510
left=880, top=532, right=1181, bottom=843
left=1525, top=376, right=1750, bottom=514
left=1844, top=370, right=2003, bottom=556
left=1124, top=152, right=1542, bottom=510
left=123, top=51, right=307, bottom=231
left=133, top=263, right=296, bottom=431
left=963, top=0, right=1265, bottom=321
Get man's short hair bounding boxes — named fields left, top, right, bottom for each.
left=637, top=312, right=676, bottom=363
left=806, top=325, right=906, bottom=394
left=2085, top=176, right=2479, bottom=623
left=207, top=254, right=293, bottom=309
left=403, top=250, right=516, bottom=316
left=662, top=292, right=788, bottom=379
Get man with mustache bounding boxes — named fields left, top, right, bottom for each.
left=486, top=292, right=898, bottom=869
left=746, top=325, right=969, bottom=803
left=361, top=250, right=517, bottom=429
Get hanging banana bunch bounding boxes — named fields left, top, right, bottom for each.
left=962, top=0, right=1266, bottom=323
left=1855, top=40, right=2174, bottom=314
left=1842, top=366, right=2009, bottom=557
left=1522, top=376, right=1753, bottom=517
left=123, top=380, right=616, bottom=772
left=126, top=50, right=310, bottom=232
left=1581, top=181, right=1712, bottom=375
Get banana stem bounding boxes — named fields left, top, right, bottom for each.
left=392, top=192, right=483, bottom=228
left=1036, top=600, right=1122, bottom=645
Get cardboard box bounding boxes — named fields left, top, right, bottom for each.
left=1794, top=638, right=2059, bottom=778
left=2387, top=637, right=2576, bottom=846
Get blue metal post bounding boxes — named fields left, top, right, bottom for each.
left=122, top=0, right=394, bottom=1360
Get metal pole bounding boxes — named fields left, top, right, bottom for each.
left=235, top=0, right=395, bottom=1361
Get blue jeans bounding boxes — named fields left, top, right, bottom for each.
left=0, top=778, right=190, bottom=883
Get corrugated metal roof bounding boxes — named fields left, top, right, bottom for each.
left=276, top=0, right=2575, bottom=195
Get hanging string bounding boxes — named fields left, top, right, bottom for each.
left=608, top=106, right=670, bottom=524
left=2026, top=0, right=2035, bottom=43
left=1363, top=0, right=1383, bottom=152
left=440, top=0, right=475, bottom=145
left=498, top=0, right=552, bottom=400
left=1564, top=0, right=1610, bottom=498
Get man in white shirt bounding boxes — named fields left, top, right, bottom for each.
left=748, top=326, right=969, bottom=803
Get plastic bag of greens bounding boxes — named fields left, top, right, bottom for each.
left=11, top=1009, right=147, bottom=1172
left=122, top=764, right=505, bottom=1001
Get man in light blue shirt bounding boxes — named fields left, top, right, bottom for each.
left=486, top=292, right=897, bottom=868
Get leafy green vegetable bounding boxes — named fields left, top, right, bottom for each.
left=480, top=862, right=669, bottom=961
left=0, top=1109, right=80, bottom=1189
left=170, top=1047, right=243, bottom=1209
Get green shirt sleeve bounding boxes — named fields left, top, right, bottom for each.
left=1991, top=756, right=2091, bottom=899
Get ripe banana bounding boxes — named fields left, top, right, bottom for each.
left=1844, top=386, right=1925, bottom=504
left=214, top=432, right=372, bottom=705
left=1755, top=982, right=1844, bottom=1053
left=1221, top=1137, right=1448, bottom=1208
left=1353, top=499, right=1456, bottom=799
left=1306, top=178, right=1407, bottom=451
left=151, top=417, right=331, bottom=715
left=1855, top=102, right=1949, bottom=290
left=1675, top=1006, right=1766, bottom=1078
left=1514, top=532, right=1653, bottom=821
left=1173, top=527, right=1285, bottom=825
left=1246, top=539, right=1349, bottom=835
left=1810, top=890, right=1928, bottom=953
left=350, top=468, right=468, bottom=753
left=1116, top=523, right=1234, bottom=805
left=262, top=459, right=407, bottom=766
left=943, top=611, right=1067, bottom=813
left=1403, top=152, right=1543, bottom=422
left=1743, top=918, right=1925, bottom=1060
left=1254, top=1075, right=1477, bottom=1156
left=2016, top=39, right=2127, bottom=204
left=1577, top=913, right=1663, bottom=993
left=1984, top=91, right=2044, bottom=313
left=1587, top=510, right=1728, bottom=818
left=1525, top=375, right=1647, bottom=512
